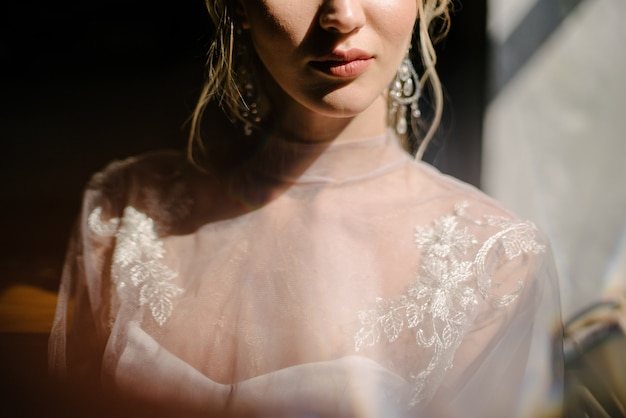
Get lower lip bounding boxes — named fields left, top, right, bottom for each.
left=310, top=58, right=373, bottom=78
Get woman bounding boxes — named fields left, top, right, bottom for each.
left=49, top=0, right=563, bottom=416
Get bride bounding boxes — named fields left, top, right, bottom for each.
left=49, top=0, right=563, bottom=416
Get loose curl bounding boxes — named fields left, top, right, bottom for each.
left=189, top=0, right=452, bottom=162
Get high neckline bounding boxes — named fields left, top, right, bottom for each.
left=252, top=129, right=411, bottom=185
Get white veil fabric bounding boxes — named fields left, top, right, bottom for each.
left=49, top=131, right=563, bottom=417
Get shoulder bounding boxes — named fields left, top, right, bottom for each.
left=81, top=150, right=201, bottom=235
left=87, top=150, right=189, bottom=194
left=405, top=161, right=551, bottom=304
left=413, top=161, right=516, bottom=218
left=356, top=163, right=554, bottom=405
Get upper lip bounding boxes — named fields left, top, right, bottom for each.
left=313, top=48, right=373, bottom=62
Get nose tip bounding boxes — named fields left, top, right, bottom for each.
left=319, top=0, right=366, bottom=34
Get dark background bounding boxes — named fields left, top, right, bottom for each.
left=0, top=0, right=486, bottom=415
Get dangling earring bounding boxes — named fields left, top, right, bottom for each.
left=389, top=54, right=421, bottom=135
left=235, top=29, right=262, bottom=136
left=236, top=62, right=261, bottom=136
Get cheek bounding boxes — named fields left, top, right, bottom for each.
left=242, top=1, right=310, bottom=50
left=377, top=0, right=418, bottom=42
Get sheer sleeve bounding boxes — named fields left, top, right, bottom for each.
left=48, top=159, right=130, bottom=385
left=424, top=214, right=564, bottom=418
left=350, top=199, right=564, bottom=418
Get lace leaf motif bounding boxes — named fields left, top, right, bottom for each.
left=354, top=202, right=546, bottom=406
left=88, top=206, right=183, bottom=326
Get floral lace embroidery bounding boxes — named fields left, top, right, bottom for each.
left=354, top=202, right=545, bottom=405
left=473, top=213, right=545, bottom=307
left=88, top=206, right=183, bottom=326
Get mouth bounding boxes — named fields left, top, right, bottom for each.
left=309, top=58, right=373, bottom=78
left=309, top=49, right=374, bottom=78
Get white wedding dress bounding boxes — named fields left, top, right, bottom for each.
left=49, top=130, right=563, bottom=417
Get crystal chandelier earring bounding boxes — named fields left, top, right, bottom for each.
left=236, top=63, right=261, bottom=136
left=235, top=29, right=262, bottom=136
left=389, top=54, right=422, bottom=135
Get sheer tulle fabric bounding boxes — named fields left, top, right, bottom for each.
left=49, top=132, right=563, bottom=417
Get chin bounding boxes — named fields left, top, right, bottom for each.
left=315, top=94, right=379, bottom=118
left=318, top=105, right=366, bottom=118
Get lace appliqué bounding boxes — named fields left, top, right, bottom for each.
left=354, top=202, right=545, bottom=406
left=88, top=206, right=183, bottom=326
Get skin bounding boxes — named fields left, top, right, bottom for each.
left=238, top=0, right=418, bottom=142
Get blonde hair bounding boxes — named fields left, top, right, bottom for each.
left=189, top=0, right=452, bottom=162
left=415, top=0, right=451, bottom=159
